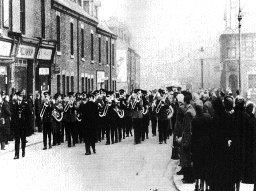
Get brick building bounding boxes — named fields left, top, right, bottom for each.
left=106, top=17, right=140, bottom=93
left=0, top=0, right=116, bottom=97
left=220, top=33, right=256, bottom=100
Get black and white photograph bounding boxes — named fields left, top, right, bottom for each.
left=0, top=0, right=256, bottom=190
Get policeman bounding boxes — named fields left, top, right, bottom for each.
left=13, top=91, right=30, bottom=159
left=41, top=91, right=53, bottom=150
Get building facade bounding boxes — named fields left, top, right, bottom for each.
left=0, top=0, right=116, bottom=97
left=106, top=17, right=140, bottom=93
left=220, top=33, right=256, bottom=100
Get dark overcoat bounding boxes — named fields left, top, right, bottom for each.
left=1, top=100, right=12, bottom=136
left=79, top=101, right=98, bottom=144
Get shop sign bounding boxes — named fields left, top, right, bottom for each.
left=0, top=66, right=7, bottom=75
left=0, top=41, right=12, bottom=57
left=39, top=68, right=49, bottom=75
left=37, top=48, right=53, bottom=60
left=17, top=45, right=36, bottom=59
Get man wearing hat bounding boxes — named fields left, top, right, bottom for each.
left=79, top=93, right=98, bottom=155
left=64, top=92, right=77, bottom=147
left=52, top=93, right=63, bottom=146
left=94, top=90, right=104, bottom=142
left=118, top=89, right=127, bottom=139
left=13, top=91, right=30, bottom=159
left=41, top=91, right=53, bottom=150
left=141, top=90, right=150, bottom=141
left=128, top=89, right=143, bottom=144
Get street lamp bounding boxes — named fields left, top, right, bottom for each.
left=200, top=47, right=204, bottom=89
left=238, top=2, right=242, bottom=92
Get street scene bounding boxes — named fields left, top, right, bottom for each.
left=1, top=0, right=256, bottom=191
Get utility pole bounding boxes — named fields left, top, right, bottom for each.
left=238, top=0, right=242, bottom=91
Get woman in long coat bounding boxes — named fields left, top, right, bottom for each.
left=1, top=95, right=12, bottom=149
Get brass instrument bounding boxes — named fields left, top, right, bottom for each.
left=142, top=106, right=149, bottom=115
left=63, top=100, right=74, bottom=113
left=52, top=109, right=63, bottom=122
left=99, top=103, right=109, bottom=117
left=114, top=107, right=124, bottom=118
left=76, top=112, right=82, bottom=122
left=40, top=100, right=50, bottom=118
left=131, top=96, right=141, bottom=110
left=155, top=95, right=167, bottom=114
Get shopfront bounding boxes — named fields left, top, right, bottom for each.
left=36, top=45, right=55, bottom=94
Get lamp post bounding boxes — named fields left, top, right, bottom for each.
left=200, top=47, right=204, bottom=89
left=238, top=1, right=242, bottom=92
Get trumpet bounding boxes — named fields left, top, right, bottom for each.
left=52, top=109, right=63, bottom=122
left=40, top=100, right=50, bottom=118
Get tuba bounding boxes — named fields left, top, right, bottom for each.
left=40, top=100, right=50, bottom=118
left=52, top=109, right=63, bottom=122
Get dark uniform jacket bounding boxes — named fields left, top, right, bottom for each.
left=1, top=100, right=12, bottom=135
left=129, top=98, right=143, bottom=119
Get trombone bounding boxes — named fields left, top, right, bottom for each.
left=40, top=99, right=50, bottom=118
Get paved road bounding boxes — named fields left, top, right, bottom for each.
left=0, top=132, right=179, bottom=191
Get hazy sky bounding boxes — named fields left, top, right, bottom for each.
left=99, top=0, right=256, bottom=89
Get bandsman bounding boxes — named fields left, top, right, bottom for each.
left=52, top=93, right=63, bottom=146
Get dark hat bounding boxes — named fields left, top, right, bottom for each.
left=54, top=93, right=60, bottom=100
left=68, top=92, right=74, bottom=97
left=119, top=89, right=125, bottom=95
left=15, top=91, right=22, bottom=96
left=177, top=87, right=182, bottom=91
left=107, top=91, right=114, bottom=96
left=87, top=93, right=94, bottom=99
left=43, top=91, right=50, bottom=96
left=99, top=89, right=106, bottom=93
left=133, top=89, right=141, bottom=94
left=158, top=89, right=165, bottom=95
left=75, top=92, right=80, bottom=97
left=141, top=90, right=147, bottom=95
left=93, top=90, right=99, bottom=95
left=166, top=86, right=173, bottom=92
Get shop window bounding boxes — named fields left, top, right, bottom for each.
left=56, top=14, right=61, bottom=52
left=20, top=0, right=26, bottom=34
left=81, top=28, right=84, bottom=58
left=71, top=76, right=74, bottom=92
left=57, top=75, right=61, bottom=93
left=70, top=22, right=74, bottom=56
left=41, top=0, right=45, bottom=38
left=81, top=77, right=84, bottom=92
left=66, top=76, right=70, bottom=94
left=62, top=75, right=65, bottom=95
left=227, top=47, right=236, bottom=59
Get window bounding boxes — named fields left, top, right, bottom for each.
left=81, top=77, right=84, bottom=92
left=98, top=36, right=101, bottom=63
left=71, top=76, right=74, bottom=92
left=56, top=14, right=61, bottom=51
left=20, top=0, right=26, bottom=34
left=81, top=28, right=84, bottom=58
left=248, top=74, right=256, bottom=89
left=83, top=0, right=89, bottom=13
left=227, top=47, right=236, bottom=59
left=109, top=40, right=111, bottom=65
left=66, top=76, right=70, bottom=94
left=70, top=22, right=74, bottom=55
left=3, top=0, right=10, bottom=28
left=91, top=78, right=93, bottom=91
left=106, top=40, right=108, bottom=65
left=112, top=43, right=115, bottom=66
left=91, top=33, right=94, bottom=61
left=57, top=75, right=61, bottom=93
left=112, top=81, right=115, bottom=91
left=105, top=80, right=108, bottom=90
left=78, top=0, right=82, bottom=6
left=62, top=75, right=65, bottom=95
left=41, top=0, right=45, bottom=38
left=85, top=77, right=88, bottom=92
left=88, top=78, right=90, bottom=92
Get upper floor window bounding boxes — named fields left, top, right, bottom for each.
left=83, top=0, right=89, bottom=13
left=227, top=47, right=236, bottom=59
left=20, top=0, right=26, bottom=34
left=98, top=36, right=101, bottom=63
left=106, top=40, right=108, bottom=65
left=56, top=13, right=61, bottom=52
left=70, top=22, right=74, bottom=56
left=3, top=0, right=10, bottom=28
left=81, top=28, right=84, bottom=58
left=91, top=32, right=94, bottom=61
left=78, top=0, right=82, bottom=6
